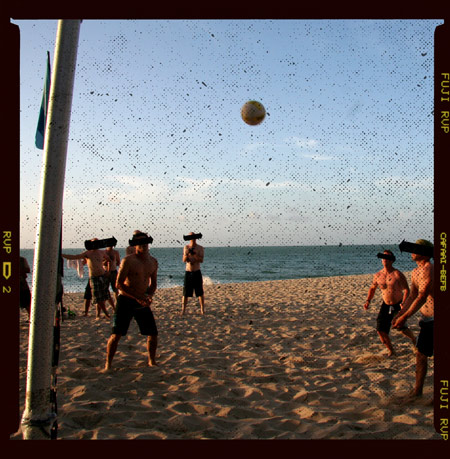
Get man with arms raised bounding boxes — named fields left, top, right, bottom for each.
left=105, top=231, right=158, bottom=370
left=364, top=250, right=415, bottom=356
left=392, top=239, right=434, bottom=398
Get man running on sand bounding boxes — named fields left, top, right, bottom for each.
left=364, top=250, right=415, bottom=356
left=104, top=231, right=158, bottom=370
left=62, top=240, right=112, bottom=319
left=392, top=239, right=434, bottom=398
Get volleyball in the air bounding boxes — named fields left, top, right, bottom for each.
left=241, top=100, right=266, bottom=126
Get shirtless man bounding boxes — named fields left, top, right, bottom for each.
left=62, top=240, right=111, bottom=318
left=392, top=239, right=434, bottom=398
left=364, top=250, right=415, bottom=356
left=181, top=233, right=205, bottom=315
left=105, top=245, right=121, bottom=301
left=104, top=231, right=158, bottom=370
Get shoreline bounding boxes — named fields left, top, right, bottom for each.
left=13, top=271, right=438, bottom=440
left=60, top=271, right=403, bottom=295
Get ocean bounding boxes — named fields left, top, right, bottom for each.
left=20, top=245, right=418, bottom=294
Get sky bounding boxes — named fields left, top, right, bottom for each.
left=14, top=19, right=443, bottom=248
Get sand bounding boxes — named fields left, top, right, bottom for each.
left=10, top=273, right=439, bottom=440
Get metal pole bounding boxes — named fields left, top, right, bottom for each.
left=21, top=20, right=81, bottom=440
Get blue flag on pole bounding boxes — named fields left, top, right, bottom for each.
left=35, top=51, right=51, bottom=149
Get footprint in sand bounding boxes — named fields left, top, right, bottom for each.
left=385, top=391, right=434, bottom=407
left=354, top=354, right=386, bottom=364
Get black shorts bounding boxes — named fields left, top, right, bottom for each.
left=183, top=270, right=204, bottom=297
left=20, top=287, right=31, bottom=310
left=112, top=295, right=158, bottom=337
left=84, top=281, right=92, bottom=300
left=108, top=270, right=118, bottom=293
left=416, top=319, right=434, bottom=357
left=376, top=301, right=402, bottom=334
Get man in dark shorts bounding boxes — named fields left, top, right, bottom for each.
left=105, top=244, right=121, bottom=302
left=104, top=231, right=158, bottom=370
left=393, top=239, right=434, bottom=398
left=181, top=232, right=205, bottom=315
left=364, top=250, right=415, bottom=356
left=83, top=279, right=91, bottom=316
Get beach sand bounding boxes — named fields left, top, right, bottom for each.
left=11, top=273, right=439, bottom=440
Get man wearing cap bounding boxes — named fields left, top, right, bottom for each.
left=392, top=239, right=434, bottom=398
left=104, top=231, right=159, bottom=370
left=364, top=250, right=415, bottom=356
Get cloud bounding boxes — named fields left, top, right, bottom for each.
left=219, top=178, right=312, bottom=191
left=373, top=176, right=433, bottom=191
left=284, top=136, right=319, bottom=149
left=72, top=175, right=171, bottom=205
left=301, top=153, right=336, bottom=161
left=242, top=142, right=266, bottom=153
left=65, top=173, right=316, bottom=211
left=176, top=177, right=215, bottom=191
left=93, top=175, right=218, bottom=204
left=283, top=136, right=336, bottom=161
left=176, top=176, right=312, bottom=192
left=113, top=175, right=148, bottom=188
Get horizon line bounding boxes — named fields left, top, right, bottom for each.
left=20, top=242, right=409, bottom=251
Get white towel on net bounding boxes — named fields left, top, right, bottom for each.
left=67, top=259, right=85, bottom=278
